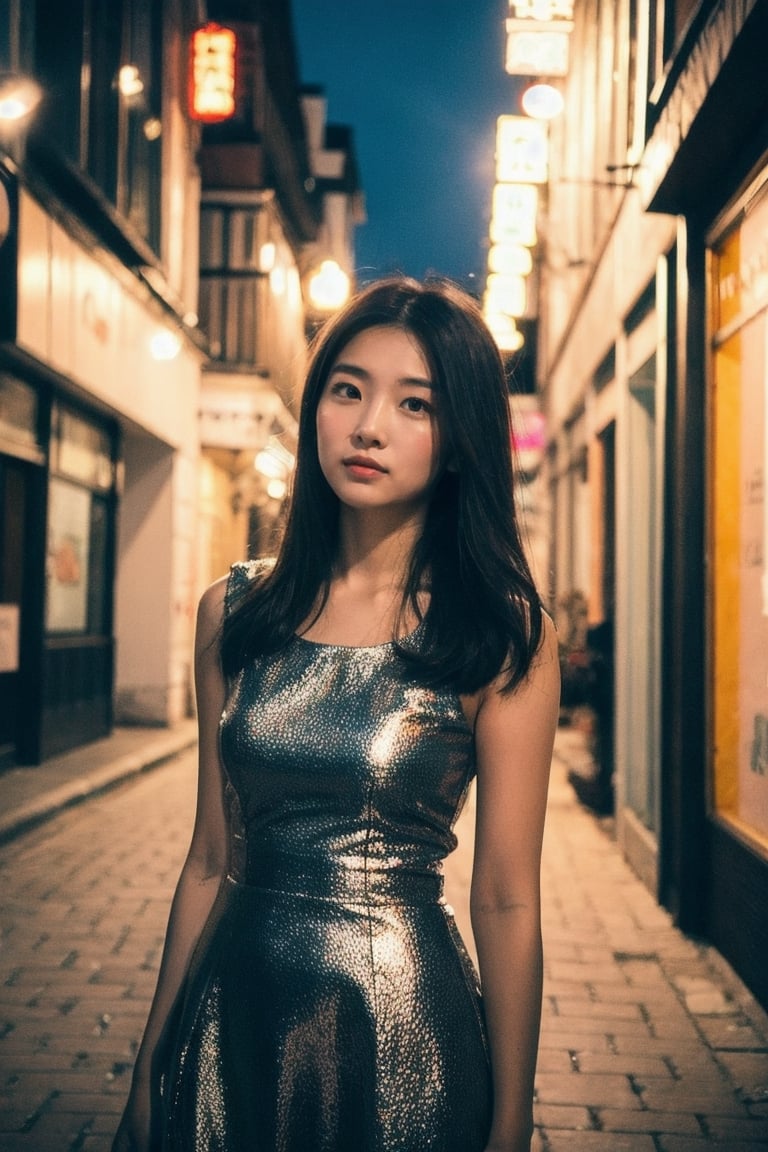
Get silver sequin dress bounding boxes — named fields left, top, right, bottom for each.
left=159, top=562, right=492, bottom=1151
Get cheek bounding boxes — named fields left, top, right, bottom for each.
left=315, top=404, right=337, bottom=453
left=315, top=405, right=349, bottom=484
left=417, top=423, right=441, bottom=476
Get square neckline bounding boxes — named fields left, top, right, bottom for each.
left=292, top=620, right=425, bottom=652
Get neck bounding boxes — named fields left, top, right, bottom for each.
left=335, top=506, right=425, bottom=590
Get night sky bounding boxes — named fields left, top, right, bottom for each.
left=291, top=0, right=522, bottom=291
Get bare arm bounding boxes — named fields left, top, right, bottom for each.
left=113, top=576, right=231, bottom=1151
left=471, top=615, right=560, bottom=1152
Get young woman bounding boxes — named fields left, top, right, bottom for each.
left=112, top=277, right=560, bottom=1152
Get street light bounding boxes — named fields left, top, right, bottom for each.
left=0, top=74, right=42, bottom=123
left=521, top=81, right=564, bottom=120
left=307, top=259, right=351, bottom=311
left=150, top=329, right=182, bottom=361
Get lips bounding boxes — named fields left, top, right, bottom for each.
left=343, top=455, right=388, bottom=474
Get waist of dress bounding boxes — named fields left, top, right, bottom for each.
left=229, top=851, right=445, bottom=906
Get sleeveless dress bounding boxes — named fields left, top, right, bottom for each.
left=159, top=561, right=492, bottom=1151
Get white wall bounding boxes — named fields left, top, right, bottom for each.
left=17, top=191, right=200, bottom=448
left=17, top=189, right=202, bottom=727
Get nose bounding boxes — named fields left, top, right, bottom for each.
left=352, top=398, right=388, bottom=448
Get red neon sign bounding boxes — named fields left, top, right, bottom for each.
left=189, top=23, right=236, bottom=123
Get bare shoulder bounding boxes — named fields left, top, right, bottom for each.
left=195, top=574, right=230, bottom=654
left=523, top=610, right=560, bottom=690
left=479, top=611, right=559, bottom=720
left=460, top=613, right=559, bottom=731
left=199, top=572, right=229, bottom=613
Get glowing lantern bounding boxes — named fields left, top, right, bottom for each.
left=189, top=23, right=237, bottom=123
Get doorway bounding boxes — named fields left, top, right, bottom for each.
left=0, top=456, right=39, bottom=767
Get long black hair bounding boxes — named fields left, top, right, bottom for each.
left=221, top=276, right=543, bottom=694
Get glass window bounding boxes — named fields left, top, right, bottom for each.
left=86, top=0, right=122, bottom=204
left=46, top=476, right=92, bottom=633
left=86, top=494, right=111, bottom=634
left=710, top=189, right=768, bottom=853
left=32, top=0, right=162, bottom=254
left=119, top=0, right=163, bottom=249
left=46, top=403, right=115, bottom=636
left=32, top=0, right=86, bottom=167
left=0, top=374, right=39, bottom=450
left=50, top=403, right=114, bottom=491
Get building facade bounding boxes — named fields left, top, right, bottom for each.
left=538, top=0, right=768, bottom=1008
left=195, top=4, right=364, bottom=586
left=0, top=0, right=364, bottom=767
left=0, top=0, right=205, bottom=763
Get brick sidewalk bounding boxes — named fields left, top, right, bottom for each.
left=0, top=721, right=198, bottom=844
left=0, top=727, right=766, bottom=1149
left=447, top=728, right=768, bottom=1151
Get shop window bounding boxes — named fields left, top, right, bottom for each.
left=710, top=193, right=768, bottom=853
left=46, top=403, right=115, bottom=636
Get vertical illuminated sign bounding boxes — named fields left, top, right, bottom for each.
left=496, top=115, right=549, bottom=184
left=189, top=23, right=237, bottom=123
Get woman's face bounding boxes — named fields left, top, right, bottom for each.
left=315, top=325, right=443, bottom=517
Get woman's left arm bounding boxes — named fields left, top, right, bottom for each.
left=470, top=614, right=560, bottom=1152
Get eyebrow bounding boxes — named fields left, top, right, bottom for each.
left=329, top=362, right=436, bottom=390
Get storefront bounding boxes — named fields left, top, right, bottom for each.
left=0, top=167, right=202, bottom=766
left=707, top=169, right=768, bottom=1006
left=534, top=0, right=768, bottom=1010
left=0, top=378, right=118, bottom=765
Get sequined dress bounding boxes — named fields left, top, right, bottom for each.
left=159, top=562, right=492, bottom=1151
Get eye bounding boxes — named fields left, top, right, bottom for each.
left=328, top=380, right=361, bottom=400
left=401, top=396, right=433, bottom=415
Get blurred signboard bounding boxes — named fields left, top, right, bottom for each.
left=199, top=390, right=275, bottom=450
left=506, top=20, right=572, bottom=76
left=496, top=115, right=549, bottom=184
left=189, top=23, right=237, bottom=123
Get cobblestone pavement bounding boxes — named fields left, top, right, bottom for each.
left=1, top=730, right=767, bottom=1150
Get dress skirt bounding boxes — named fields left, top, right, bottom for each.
left=158, top=877, right=492, bottom=1152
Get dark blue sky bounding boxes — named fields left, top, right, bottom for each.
left=291, top=0, right=521, bottom=289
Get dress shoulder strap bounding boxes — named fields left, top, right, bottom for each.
left=224, top=558, right=275, bottom=618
